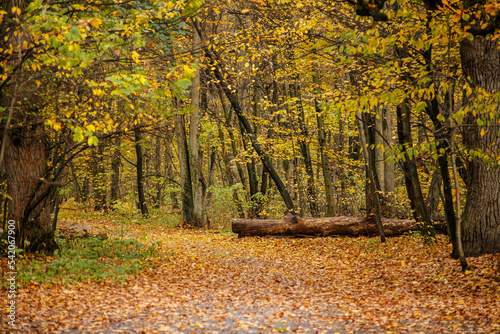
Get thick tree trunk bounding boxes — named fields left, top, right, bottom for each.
left=426, top=169, right=443, bottom=220
left=460, top=36, right=500, bottom=256
left=232, top=215, right=446, bottom=238
left=188, top=25, right=206, bottom=228
left=4, top=126, right=58, bottom=253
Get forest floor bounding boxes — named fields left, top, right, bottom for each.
left=2, top=213, right=500, bottom=333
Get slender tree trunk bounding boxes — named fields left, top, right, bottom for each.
left=396, top=101, right=435, bottom=238
left=134, top=127, right=148, bottom=216
left=382, top=106, right=395, bottom=215
left=164, top=134, right=179, bottom=209
left=239, top=124, right=259, bottom=216
left=218, top=125, right=245, bottom=218
left=110, top=136, right=121, bottom=210
left=317, top=108, right=336, bottom=216
left=175, top=114, right=194, bottom=225
left=293, top=81, right=319, bottom=216
left=356, top=109, right=386, bottom=242
left=153, top=134, right=163, bottom=209
left=374, top=106, right=385, bottom=191
left=206, top=145, right=217, bottom=202
left=93, top=139, right=106, bottom=212
left=459, top=36, right=500, bottom=256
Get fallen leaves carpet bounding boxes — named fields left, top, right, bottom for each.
left=3, top=220, right=500, bottom=333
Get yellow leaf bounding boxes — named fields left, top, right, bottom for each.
left=11, top=7, right=21, bottom=15
left=90, top=17, right=103, bottom=29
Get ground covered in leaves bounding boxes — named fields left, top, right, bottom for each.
left=2, top=216, right=500, bottom=333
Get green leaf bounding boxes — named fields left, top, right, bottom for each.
left=175, top=78, right=191, bottom=89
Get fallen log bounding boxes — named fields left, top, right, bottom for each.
left=231, top=214, right=447, bottom=238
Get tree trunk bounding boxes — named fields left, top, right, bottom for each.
left=110, top=136, right=121, bottom=210
left=382, top=105, right=395, bottom=215
left=164, top=133, right=179, bottom=209
left=92, top=139, right=107, bottom=212
left=188, top=25, right=206, bottom=228
left=426, top=169, right=443, bottom=220
left=232, top=215, right=447, bottom=238
left=396, top=100, right=435, bottom=239
left=134, top=126, right=149, bottom=216
left=218, top=124, right=245, bottom=218
left=374, top=106, right=385, bottom=191
left=317, top=108, right=336, bottom=217
left=175, top=114, right=194, bottom=225
left=153, top=134, right=163, bottom=209
left=293, top=81, right=319, bottom=216
left=460, top=36, right=500, bottom=256
left=357, top=109, right=386, bottom=242
left=4, top=125, right=58, bottom=253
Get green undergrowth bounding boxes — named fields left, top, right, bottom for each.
left=6, top=235, right=165, bottom=288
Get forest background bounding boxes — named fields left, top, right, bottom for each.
left=1, top=0, right=500, bottom=267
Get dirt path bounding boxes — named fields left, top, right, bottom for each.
left=5, top=226, right=500, bottom=333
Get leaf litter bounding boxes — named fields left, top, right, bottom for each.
left=2, top=217, right=499, bottom=333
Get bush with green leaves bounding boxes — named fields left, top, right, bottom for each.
left=8, top=235, right=165, bottom=287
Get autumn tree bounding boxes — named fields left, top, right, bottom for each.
left=0, top=0, right=194, bottom=253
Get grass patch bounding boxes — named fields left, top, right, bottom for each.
left=6, top=235, right=166, bottom=288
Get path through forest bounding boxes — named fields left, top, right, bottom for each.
left=6, top=218, right=500, bottom=333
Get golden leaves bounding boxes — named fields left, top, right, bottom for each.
left=7, top=213, right=500, bottom=333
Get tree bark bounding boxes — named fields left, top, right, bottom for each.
left=92, top=139, right=106, bottom=212
left=174, top=114, right=194, bottom=226
left=110, top=136, right=121, bottom=210
left=164, top=133, right=179, bottom=209
left=232, top=215, right=447, bottom=238
left=153, top=133, right=163, bottom=209
left=188, top=24, right=206, bottom=228
left=460, top=36, right=500, bottom=256
left=134, top=126, right=148, bottom=216
left=396, top=100, right=435, bottom=238
left=293, top=81, right=319, bottom=216
left=358, top=110, right=386, bottom=242
left=217, top=124, right=245, bottom=218
left=4, top=125, right=58, bottom=253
